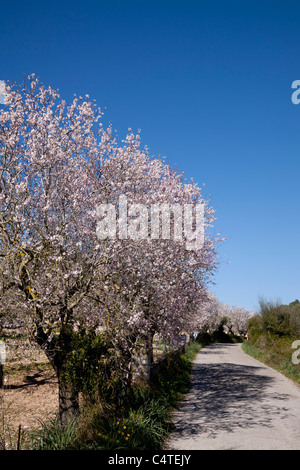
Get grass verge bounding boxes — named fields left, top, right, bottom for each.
left=242, top=336, right=300, bottom=385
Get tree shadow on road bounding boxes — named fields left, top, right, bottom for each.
left=170, top=347, right=291, bottom=439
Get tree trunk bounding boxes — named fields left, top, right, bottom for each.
left=115, top=333, right=137, bottom=406
left=53, top=325, right=80, bottom=426
left=35, top=320, right=79, bottom=427
left=144, top=331, right=155, bottom=382
left=58, top=375, right=79, bottom=427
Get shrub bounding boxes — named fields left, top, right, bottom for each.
left=260, top=302, right=291, bottom=337
left=249, top=299, right=300, bottom=339
left=63, top=327, right=122, bottom=405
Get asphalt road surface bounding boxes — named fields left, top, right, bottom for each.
left=167, top=343, right=300, bottom=450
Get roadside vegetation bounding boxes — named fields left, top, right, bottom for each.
left=242, top=298, right=300, bottom=385
left=20, top=339, right=204, bottom=450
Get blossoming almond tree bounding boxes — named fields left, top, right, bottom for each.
left=0, top=75, right=114, bottom=423
left=197, top=291, right=253, bottom=338
left=91, top=132, right=220, bottom=382
left=0, top=75, right=221, bottom=423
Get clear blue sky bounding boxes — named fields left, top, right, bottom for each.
left=1, top=0, right=300, bottom=312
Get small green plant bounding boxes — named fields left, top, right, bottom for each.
left=25, top=415, right=79, bottom=450
left=93, top=399, right=172, bottom=450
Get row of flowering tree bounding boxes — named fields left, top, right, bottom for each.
left=197, top=291, right=254, bottom=338
left=0, top=75, right=222, bottom=425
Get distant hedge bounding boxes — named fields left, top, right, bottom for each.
left=248, top=299, right=300, bottom=341
left=243, top=299, right=300, bottom=385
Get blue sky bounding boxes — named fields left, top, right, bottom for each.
left=1, top=0, right=300, bottom=312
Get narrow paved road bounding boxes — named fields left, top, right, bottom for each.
left=167, top=343, right=300, bottom=450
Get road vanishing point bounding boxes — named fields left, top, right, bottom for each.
left=167, top=343, right=300, bottom=450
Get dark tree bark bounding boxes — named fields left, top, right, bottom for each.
left=34, top=311, right=79, bottom=426
left=52, top=324, right=79, bottom=426
left=144, top=330, right=155, bottom=382
left=58, top=375, right=79, bottom=426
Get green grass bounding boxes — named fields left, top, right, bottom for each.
left=24, top=415, right=79, bottom=450
left=242, top=335, right=300, bottom=385
left=242, top=341, right=266, bottom=362
left=87, top=397, right=173, bottom=450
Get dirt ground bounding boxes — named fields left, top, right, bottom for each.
left=0, top=334, right=58, bottom=449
